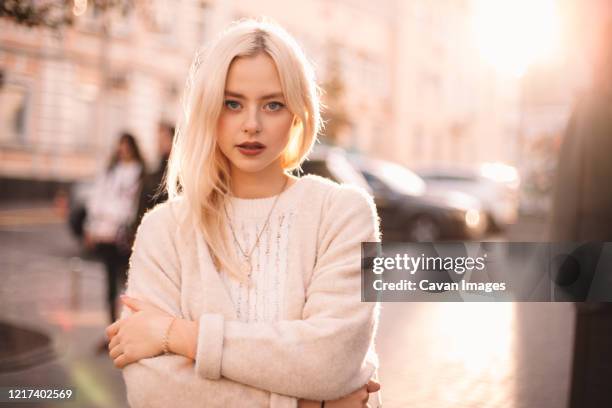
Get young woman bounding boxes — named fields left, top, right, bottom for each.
left=85, top=132, right=145, bottom=332
left=106, top=20, right=382, bottom=407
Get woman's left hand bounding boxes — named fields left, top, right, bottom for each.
left=106, top=295, right=173, bottom=368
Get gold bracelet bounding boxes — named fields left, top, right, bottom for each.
left=162, top=317, right=176, bottom=355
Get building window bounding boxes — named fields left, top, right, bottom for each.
left=194, top=0, right=211, bottom=45
left=72, top=96, right=96, bottom=149
left=0, top=82, right=28, bottom=145
left=134, top=0, right=178, bottom=46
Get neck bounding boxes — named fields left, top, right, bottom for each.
left=230, top=164, right=289, bottom=199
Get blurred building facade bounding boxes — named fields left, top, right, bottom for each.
left=0, top=0, right=603, bottom=199
left=0, top=1, right=208, bottom=186
left=392, top=0, right=521, bottom=169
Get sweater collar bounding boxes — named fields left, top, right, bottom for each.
left=225, top=176, right=307, bottom=219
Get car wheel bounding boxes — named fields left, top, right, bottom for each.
left=408, top=215, right=441, bottom=242
left=486, top=213, right=506, bottom=233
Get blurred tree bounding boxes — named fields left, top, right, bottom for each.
left=0, top=0, right=73, bottom=28
left=320, top=44, right=351, bottom=145
left=0, top=0, right=133, bottom=29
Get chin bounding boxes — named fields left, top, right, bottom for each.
left=231, top=158, right=274, bottom=175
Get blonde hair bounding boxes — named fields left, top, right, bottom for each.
left=166, top=19, right=321, bottom=281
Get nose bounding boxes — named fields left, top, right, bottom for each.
left=241, top=106, right=261, bottom=135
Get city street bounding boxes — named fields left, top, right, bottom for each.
left=0, top=204, right=572, bottom=408
left=3, top=1, right=611, bottom=406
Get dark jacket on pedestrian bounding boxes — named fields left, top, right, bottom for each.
left=135, top=154, right=170, bottom=228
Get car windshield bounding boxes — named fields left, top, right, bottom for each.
left=367, top=161, right=426, bottom=196
left=300, top=151, right=371, bottom=192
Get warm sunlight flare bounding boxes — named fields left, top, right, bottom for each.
left=471, top=0, right=563, bottom=77
left=433, top=303, right=515, bottom=373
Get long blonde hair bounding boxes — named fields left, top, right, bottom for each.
left=166, top=19, right=321, bottom=281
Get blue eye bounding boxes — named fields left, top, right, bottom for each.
left=224, top=100, right=241, bottom=110
left=265, top=102, right=285, bottom=112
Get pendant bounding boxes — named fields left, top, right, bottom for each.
left=241, top=258, right=252, bottom=276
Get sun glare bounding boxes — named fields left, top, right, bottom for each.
left=471, top=0, right=562, bottom=77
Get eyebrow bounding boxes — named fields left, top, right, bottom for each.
left=224, top=91, right=285, bottom=100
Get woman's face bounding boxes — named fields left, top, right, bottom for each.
left=217, top=52, right=295, bottom=178
left=118, top=139, right=134, bottom=162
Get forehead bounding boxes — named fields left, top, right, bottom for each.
left=225, top=53, right=283, bottom=95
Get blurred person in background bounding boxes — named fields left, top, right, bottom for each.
left=550, top=20, right=612, bottom=408
left=105, top=19, right=381, bottom=408
left=135, top=122, right=175, bottom=222
left=84, top=132, right=145, bottom=350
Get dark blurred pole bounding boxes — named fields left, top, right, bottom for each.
left=569, top=303, right=612, bottom=408
left=550, top=15, right=612, bottom=408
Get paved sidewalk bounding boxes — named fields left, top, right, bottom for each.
left=0, top=211, right=129, bottom=408
left=377, top=302, right=573, bottom=408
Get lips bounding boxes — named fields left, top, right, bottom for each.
left=237, top=141, right=265, bottom=149
left=236, top=141, right=266, bottom=156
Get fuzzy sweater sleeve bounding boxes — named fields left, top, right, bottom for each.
left=195, top=186, right=381, bottom=401
left=122, top=206, right=182, bottom=315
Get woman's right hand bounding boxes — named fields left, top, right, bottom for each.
left=298, top=379, right=380, bottom=408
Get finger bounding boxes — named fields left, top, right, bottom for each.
left=366, top=379, right=381, bottom=393
left=108, top=332, right=121, bottom=350
left=120, top=295, right=143, bottom=312
left=106, top=320, right=121, bottom=339
left=362, top=387, right=370, bottom=402
left=351, top=385, right=367, bottom=397
left=109, top=344, right=123, bottom=359
left=113, top=354, right=128, bottom=369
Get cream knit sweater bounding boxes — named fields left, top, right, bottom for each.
left=219, top=184, right=298, bottom=324
left=121, top=175, right=381, bottom=408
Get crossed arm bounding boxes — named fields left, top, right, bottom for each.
left=106, top=296, right=379, bottom=407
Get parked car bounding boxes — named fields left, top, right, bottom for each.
left=348, top=155, right=487, bottom=241
left=298, top=146, right=486, bottom=241
left=417, top=163, right=520, bottom=231
left=297, top=145, right=372, bottom=192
